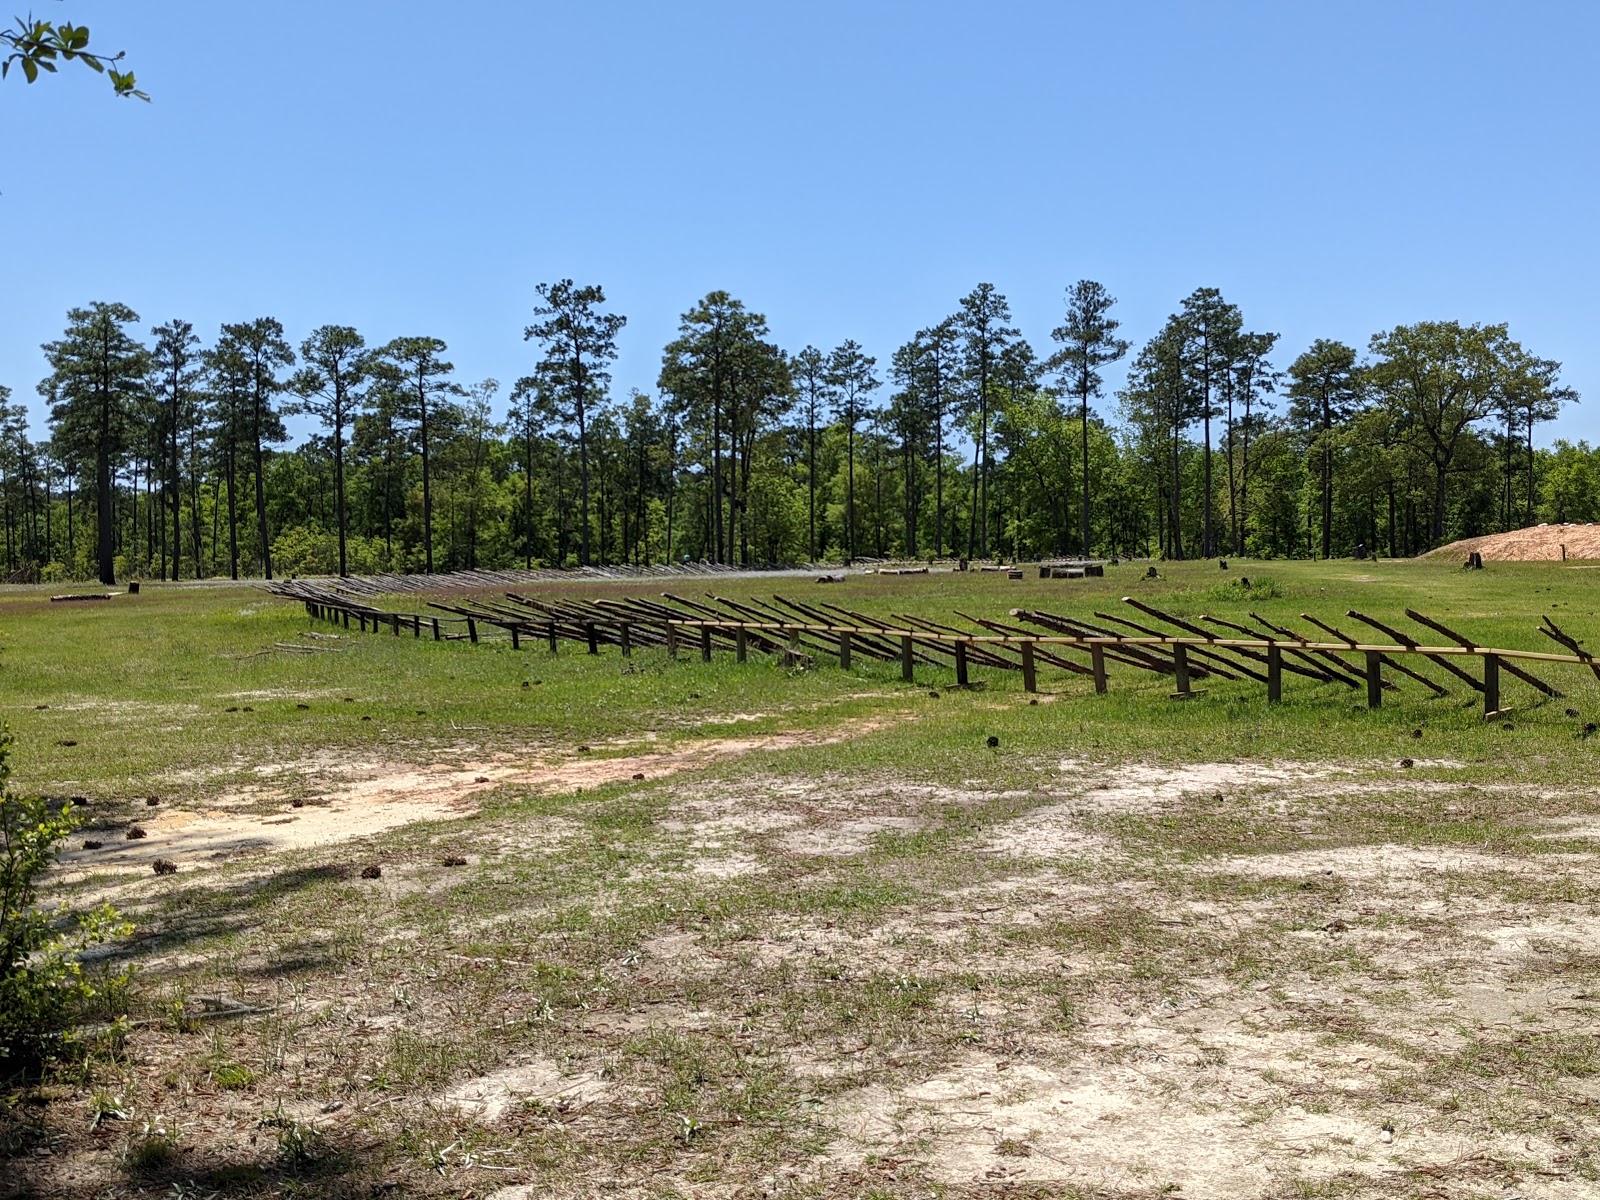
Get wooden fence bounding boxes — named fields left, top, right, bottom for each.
left=269, top=581, right=1600, bottom=719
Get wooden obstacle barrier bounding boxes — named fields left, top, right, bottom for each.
left=270, top=580, right=1591, bottom=717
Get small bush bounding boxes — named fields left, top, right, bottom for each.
left=122, top=1117, right=179, bottom=1176
left=260, top=1099, right=324, bottom=1164
left=1200, top=575, right=1281, bottom=602
left=0, top=726, right=132, bottom=1071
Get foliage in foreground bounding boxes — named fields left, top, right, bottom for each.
left=0, top=726, right=129, bottom=1072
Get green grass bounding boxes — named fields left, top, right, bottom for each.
left=5, top=557, right=1600, bottom=1198
left=4, top=556, right=1598, bottom=799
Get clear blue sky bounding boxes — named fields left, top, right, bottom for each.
left=5, top=0, right=1597, bottom=444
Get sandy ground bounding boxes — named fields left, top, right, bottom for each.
left=51, top=719, right=903, bottom=887
left=1429, top=522, right=1600, bottom=561
left=21, top=746, right=1600, bottom=1199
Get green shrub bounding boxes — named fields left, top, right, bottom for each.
left=1200, top=575, right=1281, bottom=602
left=0, top=726, right=131, bottom=1071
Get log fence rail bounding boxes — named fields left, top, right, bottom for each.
left=269, top=580, right=1595, bottom=718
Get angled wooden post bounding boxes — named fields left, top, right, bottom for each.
left=1171, top=643, right=1191, bottom=697
left=736, top=627, right=748, bottom=663
left=954, top=639, right=969, bottom=686
left=1091, top=643, right=1107, bottom=694
left=510, top=626, right=520, bottom=650
left=1021, top=640, right=1038, bottom=693
left=1365, top=651, right=1382, bottom=708
left=467, top=617, right=479, bottom=644
left=1266, top=644, right=1282, bottom=703
left=901, top=635, right=915, bottom=682
left=838, top=631, right=852, bottom=670
left=1483, top=652, right=1501, bottom=717
left=700, top=625, right=712, bottom=663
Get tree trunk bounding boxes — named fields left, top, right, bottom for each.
left=334, top=423, right=348, bottom=577
left=1080, top=383, right=1091, bottom=556
left=420, top=385, right=433, bottom=573
left=96, top=389, right=115, bottom=585
left=807, top=413, right=816, bottom=561
left=226, top=449, right=239, bottom=581
left=252, top=386, right=272, bottom=580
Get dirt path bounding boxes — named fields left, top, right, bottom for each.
left=55, top=717, right=903, bottom=882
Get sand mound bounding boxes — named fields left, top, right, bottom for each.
left=1427, top=522, right=1600, bottom=562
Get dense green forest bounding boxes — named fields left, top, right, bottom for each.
left=0, top=281, right=1587, bottom=584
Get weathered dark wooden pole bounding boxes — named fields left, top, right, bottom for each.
left=547, top=622, right=558, bottom=654
left=901, top=635, right=915, bottom=682
left=342, top=610, right=350, bottom=629
left=432, top=618, right=441, bottom=641
left=700, top=625, right=712, bottom=663
left=467, top=617, right=479, bottom=644
left=358, top=613, right=367, bottom=633
left=1021, top=640, right=1038, bottom=693
left=585, top=622, right=598, bottom=655
left=954, top=640, right=969, bottom=686
left=736, top=627, right=749, bottom=663
left=1483, top=653, right=1500, bottom=717
left=1365, top=651, right=1382, bottom=709
left=413, top=615, right=422, bottom=638
left=510, top=626, right=520, bottom=650
left=391, top=614, right=401, bottom=636
left=665, top=623, right=678, bottom=658
left=1091, top=644, right=1107, bottom=694
left=1172, top=643, right=1191, bottom=697
left=1267, top=644, right=1282, bottom=703
left=838, top=631, right=852, bottom=670
left=620, top=623, right=632, bottom=658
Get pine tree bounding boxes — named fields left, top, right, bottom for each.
left=213, top=318, right=293, bottom=579
left=376, top=337, right=457, bottom=573
left=524, top=281, right=626, bottom=568
left=148, top=320, right=204, bottom=580
left=825, top=340, right=880, bottom=562
left=42, top=302, right=148, bottom=584
left=291, top=326, right=370, bottom=577
left=1048, top=281, right=1128, bottom=557
left=954, top=284, right=1018, bottom=559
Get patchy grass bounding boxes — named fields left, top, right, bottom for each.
left=4, top=559, right=1600, bottom=1197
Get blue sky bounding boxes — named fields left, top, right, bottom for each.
left=5, top=1, right=1597, bottom=444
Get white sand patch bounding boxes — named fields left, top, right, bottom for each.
left=823, top=1041, right=1571, bottom=1196
left=435, top=1058, right=610, bottom=1122
left=1205, top=842, right=1524, bottom=882
left=776, top=815, right=921, bottom=856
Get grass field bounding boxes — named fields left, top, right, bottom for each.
left=3, top=559, right=1600, bottom=1199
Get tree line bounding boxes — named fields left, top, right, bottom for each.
left=0, top=281, right=1585, bottom=585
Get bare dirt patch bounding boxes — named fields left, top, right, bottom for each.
left=1430, top=521, right=1600, bottom=561
left=60, top=718, right=908, bottom=882
left=435, top=1058, right=613, bottom=1123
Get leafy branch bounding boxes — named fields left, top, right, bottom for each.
left=2, top=15, right=145, bottom=99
